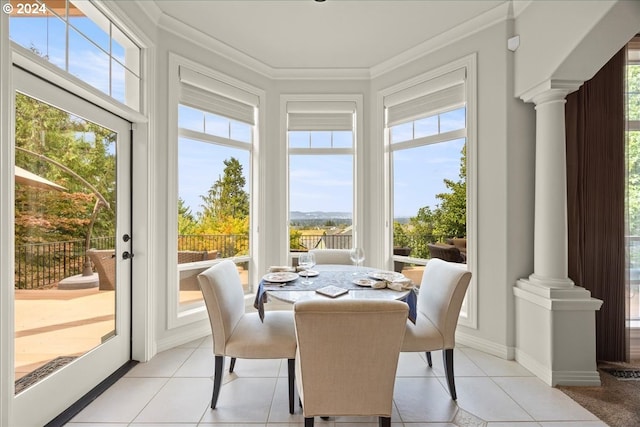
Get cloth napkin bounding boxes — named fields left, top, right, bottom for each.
left=253, top=280, right=269, bottom=322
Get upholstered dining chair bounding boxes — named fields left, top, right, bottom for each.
left=308, top=248, right=352, bottom=265
left=198, top=260, right=297, bottom=413
left=401, top=258, right=472, bottom=400
left=294, top=299, right=408, bottom=427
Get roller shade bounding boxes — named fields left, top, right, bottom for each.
left=385, top=68, right=466, bottom=127
left=287, top=101, right=355, bottom=131
left=179, top=66, right=257, bottom=125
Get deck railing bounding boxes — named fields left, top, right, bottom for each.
left=15, top=237, right=114, bottom=289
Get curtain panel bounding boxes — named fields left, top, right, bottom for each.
left=565, top=47, right=626, bottom=361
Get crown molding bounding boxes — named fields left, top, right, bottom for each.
left=369, top=1, right=511, bottom=79
left=134, top=0, right=513, bottom=81
left=133, top=0, right=163, bottom=26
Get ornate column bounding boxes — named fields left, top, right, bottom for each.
left=514, top=80, right=602, bottom=387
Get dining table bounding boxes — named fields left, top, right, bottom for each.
left=253, top=264, right=417, bottom=323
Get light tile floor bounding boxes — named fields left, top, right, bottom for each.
left=66, top=337, right=608, bottom=427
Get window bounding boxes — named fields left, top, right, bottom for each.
left=384, top=60, right=475, bottom=326
left=9, top=0, right=141, bottom=109
left=176, top=65, right=257, bottom=310
left=626, top=37, right=640, bottom=328
left=287, top=100, right=356, bottom=254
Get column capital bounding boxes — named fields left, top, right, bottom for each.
left=520, top=79, right=583, bottom=105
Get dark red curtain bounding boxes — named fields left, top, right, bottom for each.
left=566, top=47, right=626, bottom=362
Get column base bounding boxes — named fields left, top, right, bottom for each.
left=514, top=278, right=603, bottom=386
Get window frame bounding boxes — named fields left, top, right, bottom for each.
left=380, top=54, right=477, bottom=329
left=282, top=94, right=364, bottom=263
left=167, top=53, right=264, bottom=329
left=8, top=0, right=141, bottom=109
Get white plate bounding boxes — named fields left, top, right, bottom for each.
left=299, top=270, right=319, bottom=277
left=353, top=278, right=377, bottom=287
left=368, top=271, right=405, bottom=281
left=263, top=272, right=299, bottom=283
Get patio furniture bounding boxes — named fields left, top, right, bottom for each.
left=427, top=243, right=465, bottom=263
left=178, top=250, right=216, bottom=291
left=401, top=258, right=472, bottom=400
left=308, top=249, right=352, bottom=265
left=198, top=260, right=297, bottom=413
left=87, top=249, right=116, bottom=290
left=294, top=299, right=408, bottom=427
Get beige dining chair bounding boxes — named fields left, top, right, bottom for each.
left=308, top=248, right=352, bottom=265
left=198, top=260, right=297, bottom=413
left=401, top=257, right=471, bottom=400
left=294, top=299, right=408, bottom=427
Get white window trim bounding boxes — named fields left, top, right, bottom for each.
left=281, top=94, right=364, bottom=261
left=378, top=53, right=477, bottom=329
left=167, top=53, right=265, bottom=329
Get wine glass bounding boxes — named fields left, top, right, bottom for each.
left=349, top=247, right=365, bottom=275
left=298, top=252, right=316, bottom=285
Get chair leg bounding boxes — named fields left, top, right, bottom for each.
left=379, top=416, right=391, bottom=427
left=229, top=357, right=237, bottom=373
left=211, top=355, right=225, bottom=409
left=304, top=417, right=314, bottom=427
left=425, top=351, right=432, bottom=367
left=288, top=358, right=295, bottom=414
left=443, top=348, right=457, bottom=400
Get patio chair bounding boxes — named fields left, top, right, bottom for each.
left=427, top=243, right=465, bottom=263
left=294, top=299, right=408, bottom=427
left=87, top=249, right=116, bottom=290
left=198, top=260, right=297, bottom=413
left=401, top=258, right=472, bottom=400
left=308, top=249, right=352, bottom=265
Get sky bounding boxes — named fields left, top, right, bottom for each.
left=10, top=9, right=466, bottom=221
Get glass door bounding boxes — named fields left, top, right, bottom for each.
left=12, top=68, right=132, bottom=426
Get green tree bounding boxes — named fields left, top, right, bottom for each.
left=14, top=93, right=117, bottom=245
left=200, top=157, right=249, bottom=219
left=178, top=198, right=197, bottom=235
left=195, top=157, right=250, bottom=256
left=394, top=144, right=467, bottom=258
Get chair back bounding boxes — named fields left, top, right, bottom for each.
left=87, top=249, right=116, bottom=290
left=294, top=299, right=408, bottom=418
left=308, top=249, right=353, bottom=265
left=418, top=258, right=471, bottom=348
left=427, top=243, right=464, bottom=263
left=198, top=260, right=245, bottom=355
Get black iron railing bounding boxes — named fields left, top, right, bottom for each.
left=15, top=236, right=114, bottom=289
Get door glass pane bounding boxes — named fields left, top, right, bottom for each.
left=14, top=93, right=117, bottom=394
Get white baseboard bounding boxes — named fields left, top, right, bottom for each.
left=156, top=323, right=211, bottom=354
left=456, top=331, right=515, bottom=360
left=515, top=349, right=601, bottom=386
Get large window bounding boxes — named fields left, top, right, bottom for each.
left=384, top=60, right=475, bottom=326
left=175, top=65, right=256, bottom=311
left=287, top=100, right=356, bottom=254
left=9, top=0, right=140, bottom=109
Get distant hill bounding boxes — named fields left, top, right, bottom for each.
left=290, top=211, right=352, bottom=220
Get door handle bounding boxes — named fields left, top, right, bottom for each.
left=122, top=251, right=134, bottom=260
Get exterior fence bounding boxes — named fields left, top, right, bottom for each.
left=295, top=234, right=352, bottom=250
left=15, top=236, right=114, bottom=289
left=15, top=234, right=249, bottom=290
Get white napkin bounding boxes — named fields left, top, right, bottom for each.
left=269, top=266, right=295, bottom=273
left=386, top=277, right=413, bottom=291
